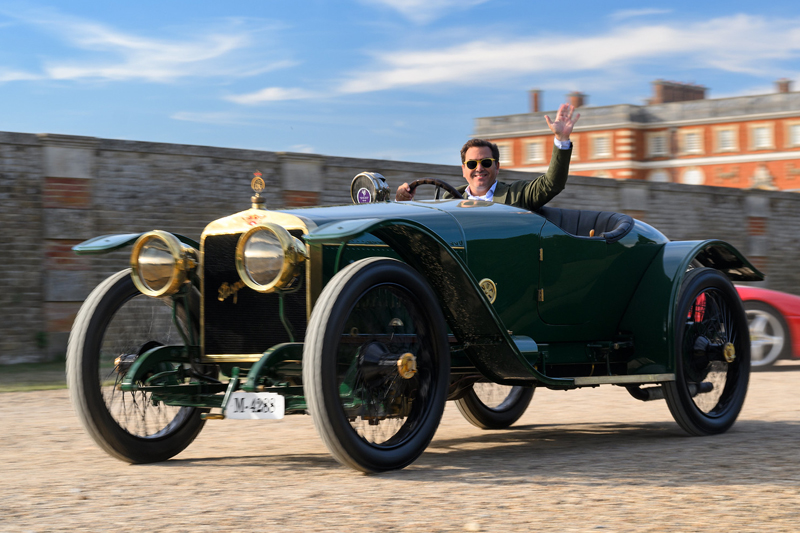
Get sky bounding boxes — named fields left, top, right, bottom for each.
left=1, top=1, right=799, bottom=165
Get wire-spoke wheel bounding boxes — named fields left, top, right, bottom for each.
left=663, top=268, right=750, bottom=436
left=745, top=301, right=789, bottom=368
left=304, top=258, right=449, bottom=473
left=455, top=383, right=534, bottom=429
left=67, top=269, right=206, bottom=463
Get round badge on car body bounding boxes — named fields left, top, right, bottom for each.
left=357, top=187, right=372, bottom=204
left=479, top=278, right=497, bottom=304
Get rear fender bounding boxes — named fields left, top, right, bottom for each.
left=306, top=218, right=575, bottom=388
left=620, top=240, right=763, bottom=374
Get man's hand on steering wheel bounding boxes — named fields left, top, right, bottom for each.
left=396, top=179, right=461, bottom=201
left=396, top=182, right=414, bottom=201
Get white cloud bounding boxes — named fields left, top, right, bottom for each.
left=224, top=86, right=317, bottom=104
left=360, top=0, right=489, bottom=25
left=0, top=68, right=40, bottom=82
left=2, top=10, right=291, bottom=82
left=336, top=14, right=800, bottom=94
left=289, top=144, right=316, bottom=153
left=609, top=8, right=672, bottom=21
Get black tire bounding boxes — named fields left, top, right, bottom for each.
left=67, top=269, right=205, bottom=463
left=663, top=268, right=750, bottom=436
left=303, top=258, right=450, bottom=473
left=745, top=301, right=790, bottom=368
left=455, top=384, right=534, bottom=429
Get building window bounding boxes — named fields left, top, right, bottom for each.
left=714, top=127, right=737, bottom=152
left=591, top=134, right=612, bottom=158
left=787, top=122, right=800, bottom=148
left=647, top=132, right=668, bottom=157
left=524, top=140, right=544, bottom=163
left=647, top=170, right=670, bottom=182
left=680, top=129, right=703, bottom=155
left=749, top=123, right=774, bottom=150
left=496, top=143, right=512, bottom=165
left=568, top=135, right=578, bottom=161
left=681, top=167, right=705, bottom=185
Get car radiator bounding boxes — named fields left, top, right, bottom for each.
left=202, top=231, right=308, bottom=357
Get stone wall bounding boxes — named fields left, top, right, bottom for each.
left=1, top=132, right=797, bottom=364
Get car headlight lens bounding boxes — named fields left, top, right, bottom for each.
left=130, top=231, right=197, bottom=297
left=236, top=223, right=306, bottom=293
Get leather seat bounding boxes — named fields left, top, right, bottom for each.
left=535, top=206, right=634, bottom=243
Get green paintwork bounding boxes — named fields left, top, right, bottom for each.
left=619, top=239, right=763, bottom=375
left=120, top=345, right=198, bottom=391
left=94, top=190, right=764, bottom=409
left=241, top=343, right=304, bottom=392
left=72, top=232, right=200, bottom=255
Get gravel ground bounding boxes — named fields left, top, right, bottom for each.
left=2, top=369, right=800, bottom=532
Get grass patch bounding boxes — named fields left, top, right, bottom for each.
left=0, top=361, right=67, bottom=393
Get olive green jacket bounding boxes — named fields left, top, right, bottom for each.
left=446, top=144, right=572, bottom=211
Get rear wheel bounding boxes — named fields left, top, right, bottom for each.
left=303, top=258, right=450, bottom=473
left=663, top=268, right=750, bottom=435
left=745, top=301, right=789, bottom=368
left=67, top=269, right=205, bottom=463
left=455, top=383, right=534, bottom=429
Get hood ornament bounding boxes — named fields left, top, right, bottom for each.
left=251, top=170, right=266, bottom=209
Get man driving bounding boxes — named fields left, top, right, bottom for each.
left=395, top=103, right=580, bottom=210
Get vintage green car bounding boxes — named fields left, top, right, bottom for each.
left=67, top=173, right=763, bottom=473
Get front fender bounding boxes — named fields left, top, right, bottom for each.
left=306, top=218, right=575, bottom=388
left=619, top=240, right=764, bottom=375
left=73, top=232, right=200, bottom=255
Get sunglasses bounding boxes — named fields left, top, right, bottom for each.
left=464, top=158, right=496, bottom=170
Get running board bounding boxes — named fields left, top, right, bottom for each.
left=572, top=373, right=675, bottom=386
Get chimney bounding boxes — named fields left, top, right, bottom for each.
left=567, top=91, right=586, bottom=108
left=649, top=80, right=706, bottom=104
left=777, top=78, right=792, bottom=93
left=529, top=89, right=542, bottom=113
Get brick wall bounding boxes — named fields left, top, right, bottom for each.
left=1, top=131, right=799, bottom=363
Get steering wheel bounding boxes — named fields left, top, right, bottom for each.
left=407, top=178, right=462, bottom=200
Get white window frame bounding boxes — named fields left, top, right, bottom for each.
left=748, top=122, right=774, bottom=150
left=681, top=167, right=705, bottom=185
left=496, top=142, right=513, bottom=166
left=590, top=133, right=612, bottom=159
left=714, top=126, right=738, bottom=153
left=679, top=129, right=704, bottom=155
left=524, top=139, right=545, bottom=163
left=785, top=121, right=800, bottom=148
left=646, top=131, right=668, bottom=157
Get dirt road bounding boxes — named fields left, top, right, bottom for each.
left=2, top=370, right=800, bottom=532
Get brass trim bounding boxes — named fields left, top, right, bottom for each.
left=572, top=373, right=675, bottom=385
left=201, top=353, right=266, bottom=363
left=723, top=342, right=736, bottom=363
left=478, top=278, right=497, bottom=304
left=130, top=230, right=197, bottom=297
left=538, top=288, right=544, bottom=302
left=235, top=222, right=307, bottom=294
left=199, top=209, right=314, bottom=361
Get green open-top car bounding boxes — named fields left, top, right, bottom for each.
left=67, top=174, right=763, bottom=473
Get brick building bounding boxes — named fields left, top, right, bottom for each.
left=473, top=79, right=800, bottom=190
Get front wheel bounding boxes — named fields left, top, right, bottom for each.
left=303, top=258, right=450, bottom=473
left=67, top=269, right=205, bottom=463
left=455, top=383, right=534, bottom=429
left=663, top=268, right=750, bottom=436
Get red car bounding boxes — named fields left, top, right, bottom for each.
left=736, top=286, right=800, bottom=368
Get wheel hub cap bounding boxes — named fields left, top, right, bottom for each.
left=397, top=353, right=417, bottom=379
left=723, top=342, right=736, bottom=363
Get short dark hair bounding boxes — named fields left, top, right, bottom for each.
left=460, top=139, right=500, bottom=163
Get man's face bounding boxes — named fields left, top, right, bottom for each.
left=462, top=146, right=499, bottom=196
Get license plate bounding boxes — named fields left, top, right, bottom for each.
left=225, top=392, right=285, bottom=420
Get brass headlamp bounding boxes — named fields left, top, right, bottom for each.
left=130, top=231, right=198, bottom=297
left=235, top=222, right=307, bottom=293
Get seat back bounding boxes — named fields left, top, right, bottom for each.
left=536, top=206, right=634, bottom=243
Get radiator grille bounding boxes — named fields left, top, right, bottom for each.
left=203, top=232, right=307, bottom=356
